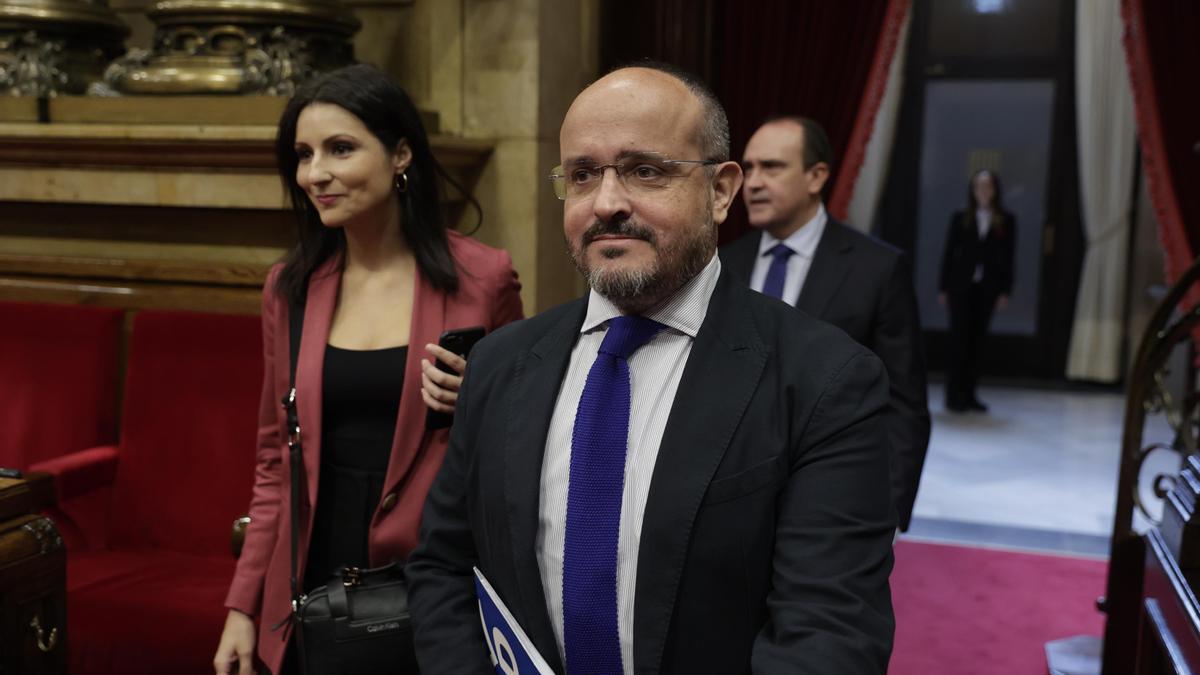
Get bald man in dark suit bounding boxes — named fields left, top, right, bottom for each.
left=409, top=69, right=894, bottom=674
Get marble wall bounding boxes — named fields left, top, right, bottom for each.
left=392, top=0, right=599, bottom=311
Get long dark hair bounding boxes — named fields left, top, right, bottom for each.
left=966, top=169, right=1005, bottom=214
left=274, top=63, right=478, bottom=302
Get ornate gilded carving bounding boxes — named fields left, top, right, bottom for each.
left=0, top=32, right=66, bottom=96
left=0, top=0, right=128, bottom=95
left=107, top=0, right=359, bottom=95
left=1129, top=305, right=1200, bottom=524
left=20, top=516, right=63, bottom=554
left=1102, top=259, right=1200, bottom=671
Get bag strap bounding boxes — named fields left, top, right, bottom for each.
left=288, top=293, right=304, bottom=393
left=284, top=292, right=306, bottom=630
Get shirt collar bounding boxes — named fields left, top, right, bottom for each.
left=757, top=202, right=827, bottom=259
left=581, top=253, right=721, bottom=339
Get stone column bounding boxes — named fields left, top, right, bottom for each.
left=469, top=0, right=600, bottom=313
left=364, top=0, right=598, bottom=314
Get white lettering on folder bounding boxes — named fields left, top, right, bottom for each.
left=474, top=566, right=555, bottom=675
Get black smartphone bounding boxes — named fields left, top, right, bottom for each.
left=434, top=326, right=487, bottom=374
left=426, top=326, right=487, bottom=430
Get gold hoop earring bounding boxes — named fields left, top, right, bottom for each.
left=395, top=172, right=408, bottom=193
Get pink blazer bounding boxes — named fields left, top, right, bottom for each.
left=225, top=231, right=523, bottom=672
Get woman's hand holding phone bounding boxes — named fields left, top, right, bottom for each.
left=422, top=326, right=486, bottom=427
left=420, top=343, right=467, bottom=414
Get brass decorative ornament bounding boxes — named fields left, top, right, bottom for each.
left=106, top=0, right=359, bottom=95
left=0, top=0, right=129, bottom=96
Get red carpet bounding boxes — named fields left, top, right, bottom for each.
left=890, top=539, right=1107, bottom=674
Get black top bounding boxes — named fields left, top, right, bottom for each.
left=303, top=344, right=406, bottom=591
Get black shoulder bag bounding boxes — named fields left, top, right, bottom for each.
left=282, top=295, right=419, bottom=675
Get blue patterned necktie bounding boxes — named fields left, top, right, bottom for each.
left=761, top=243, right=795, bottom=301
left=563, top=314, right=664, bottom=675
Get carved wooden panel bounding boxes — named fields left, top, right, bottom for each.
left=0, top=120, right=492, bottom=314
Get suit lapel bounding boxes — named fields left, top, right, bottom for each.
left=382, top=264, right=445, bottom=497
left=720, top=230, right=762, bottom=287
left=987, top=211, right=1006, bottom=240
left=632, top=271, right=767, bottom=673
left=503, top=299, right=586, bottom=673
left=298, top=259, right=341, bottom=510
left=796, top=220, right=852, bottom=319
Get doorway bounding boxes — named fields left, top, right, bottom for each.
left=878, top=0, right=1084, bottom=380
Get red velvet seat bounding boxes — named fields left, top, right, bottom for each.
left=32, top=310, right=262, bottom=675
left=0, top=301, right=122, bottom=470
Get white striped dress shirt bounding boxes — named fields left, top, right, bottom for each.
left=749, top=202, right=828, bottom=306
left=536, top=254, right=721, bottom=674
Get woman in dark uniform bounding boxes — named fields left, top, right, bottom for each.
left=938, top=169, right=1015, bottom=413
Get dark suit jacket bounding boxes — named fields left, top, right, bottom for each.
left=720, top=219, right=931, bottom=531
left=407, top=269, right=895, bottom=674
left=938, top=209, right=1016, bottom=298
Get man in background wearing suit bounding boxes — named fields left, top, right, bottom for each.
left=407, top=65, right=895, bottom=674
left=720, top=116, right=931, bottom=533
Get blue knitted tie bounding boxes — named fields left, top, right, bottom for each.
left=761, top=243, right=795, bottom=300
left=563, top=315, right=664, bottom=675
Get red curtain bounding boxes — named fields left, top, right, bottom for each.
left=716, top=0, right=897, bottom=243
left=828, top=0, right=910, bottom=221
left=1122, top=0, right=1200, bottom=283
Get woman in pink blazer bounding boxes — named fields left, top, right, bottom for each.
left=213, top=64, right=523, bottom=675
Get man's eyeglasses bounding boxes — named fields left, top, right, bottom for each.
left=549, top=155, right=718, bottom=200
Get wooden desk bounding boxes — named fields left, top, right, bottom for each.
left=0, top=473, right=65, bottom=675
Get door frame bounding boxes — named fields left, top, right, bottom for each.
left=877, top=0, right=1084, bottom=380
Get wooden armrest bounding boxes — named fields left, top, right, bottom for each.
left=28, top=446, right=119, bottom=503
left=231, top=515, right=250, bottom=558
left=0, top=471, right=56, bottom=521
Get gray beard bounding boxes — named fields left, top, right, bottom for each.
left=570, top=211, right=715, bottom=313
left=586, top=260, right=655, bottom=303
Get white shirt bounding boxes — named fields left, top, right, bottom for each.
left=536, top=254, right=721, bottom=674
left=975, top=207, right=992, bottom=239
left=974, top=208, right=991, bottom=282
left=749, top=203, right=828, bottom=306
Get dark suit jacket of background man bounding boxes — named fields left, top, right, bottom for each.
left=720, top=219, right=931, bottom=531
left=407, top=269, right=896, bottom=674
